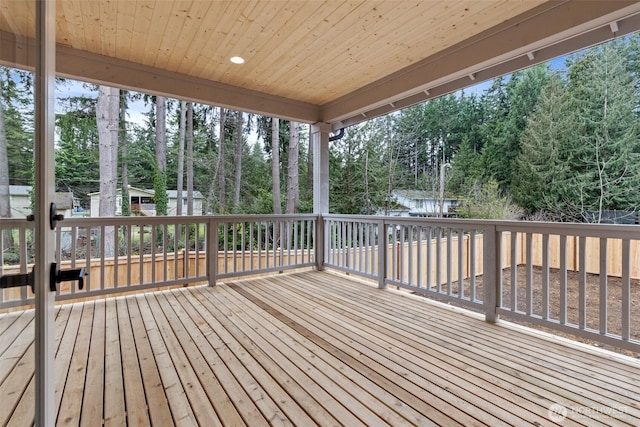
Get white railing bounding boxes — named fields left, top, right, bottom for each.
left=0, top=218, right=32, bottom=308
left=323, top=215, right=489, bottom=312
left=494, top=221, right=640, bottom=353
left=212, top=214, right=316, bottom=279
left=0, top=215, right=316, bottom=308
left=325, top=215, right=640, bottom=353
left=1, top=213, right=638, bottom=352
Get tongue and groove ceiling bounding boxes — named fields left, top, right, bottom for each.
left=2, top=1, right=640, bottom=129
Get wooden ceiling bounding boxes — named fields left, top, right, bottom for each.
left=2, top=1, right=640, bottom=128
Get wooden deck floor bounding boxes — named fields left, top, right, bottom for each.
left=1, top=271, right=639, bottom=426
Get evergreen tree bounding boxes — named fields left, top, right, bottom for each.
left=55, top=95, right=100, bottom=205
left=330, top=118, right=398, bottom=214
left=447, top=137, right=482, bottom=195
left=126, top=124, right=156, bottom=188
left=0, top=74, right=9, bottom=218
left=445, top=93, right=485, bottom=194
left=1, top=68, right=33, bottom=191
left=564, top=41, right=640, bottom=221
left=480, top=66, right=550, bottom=191
left=512, top=74, right=572, bottom=217
left=120, top=91, right=131, bottom=216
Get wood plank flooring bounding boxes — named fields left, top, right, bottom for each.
left=0, top=271, right=639, bottom=426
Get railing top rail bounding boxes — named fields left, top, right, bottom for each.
left=58, top=213, right=319, bottom=227
left=210, top=214, right=318, bottom=221
left=494, top=220, right=640, bottom=238
left=0, top=218, right=32, bottom=227
left=3, top=213, right=638, bottom=238
left=323, top=214, right=493, bottom=228
left=323, top=214, right=640, bottom=238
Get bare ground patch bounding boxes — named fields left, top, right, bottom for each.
left=431, top=265, right=640, bottom=358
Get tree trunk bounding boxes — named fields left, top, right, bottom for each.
left=306, top=126, right=313, bottom=202
left=233, top=111, right=244, bottom=210
left=0, top=81, right=10, bottom=218
left=217, top=107, right=226, bottom=212
left=154, top=96, right=167, bottom=215
left=120, top=92, right=130, bottom=216
left=155, top=96, right=167, bottom=172
left=187, top=102, right=194, bottom=215
left=206, top=107, right=217, bottom=213
left=97, top=85, right=119, bottom=256
left=177, top=100, right=186, bottom=216
left=271, top=118, right=282, bottom=214
left=286, top=121, right=299, bottom=214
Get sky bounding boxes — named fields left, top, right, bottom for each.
left=56, top=80, right=149, bottom=127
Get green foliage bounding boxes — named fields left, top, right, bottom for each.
left=514, top=39, right=640, bottom=221
left=126, top=125, right=156, bottom=188
left=330, top=118, right=399, bottom=214
left=153, top=166, right=168, bottom=216
left=447, top=137, right=482, bottom=195
left=564, top=42, right=640, bottom=219
left=395, top=94, right=484, bottom=190
left=511, top=74, right=572, bottom=216
left=1, top=68, right=34, bottom=187
left=121, top=186, right=130, bottom=216
left=55, top=94, right=99, bottom=205
left=458, top=180, right=523, bottom=220
left=479, top=65, right=551, bottom=191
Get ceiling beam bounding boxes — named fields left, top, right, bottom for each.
left=0, top=31, right=322, bottom=123
left=322, top=0, right=640, bottom=127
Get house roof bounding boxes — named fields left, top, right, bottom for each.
left=2, top=1, right=639, bottom=129
left=9, top=185, right=31, bottom=197
left=393, top=190, right=457, bottom=201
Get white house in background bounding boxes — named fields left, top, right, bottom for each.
left=8, top=185, right=78, bottom=218
left=387, top=190, right=458, bottom=217
left=88, top=186, right=204, bottom=217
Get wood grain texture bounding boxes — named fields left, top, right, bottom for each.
left=0, top=271, right=638, bottom=425
left=2, top=0, right=545, bottom=104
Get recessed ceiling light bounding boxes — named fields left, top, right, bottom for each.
left=230, top=56, right=245, bottom=64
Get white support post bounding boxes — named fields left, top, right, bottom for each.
left=483, top=225, right=500, bottom=323
left=207, top=218, right=218, bottom=286
left=315, top=215, right=325, bottom=271
left=311, top=122, right=330, bottom=214
left=311, top=123, right=330, bottom=271
left=377, top=219, right=388, bottom=289
left=34, top=0, right=56, bottom=425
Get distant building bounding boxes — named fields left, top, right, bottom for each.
left=88, top=186, right=204, bottom=217
left=384, top=190, right=458, bottom=217
left=8, top=185, right=78, bottom=219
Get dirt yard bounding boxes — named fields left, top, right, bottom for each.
left=440, top=265, right=640, bottom=359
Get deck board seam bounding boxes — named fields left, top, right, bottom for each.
left=197, top=284, right=368, bottom=426
left=297, top=273, right=640, bottom=386
left=232, top=280, right=564, bottom=423
left=223, top=282, right=439, bottom=427
left=251, top=272, right=633, bottom=426
left=177, top=287, right=321, bottom=427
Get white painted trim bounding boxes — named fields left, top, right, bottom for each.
left=323, top=1, right=640, bottom=125
left=311, top=123, right=330, bottom=214
left=0, top=30, right=321, bottom=124
left=34, top=0, right=56, bottom=425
